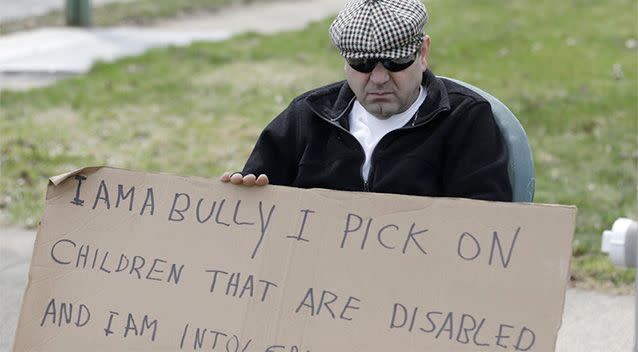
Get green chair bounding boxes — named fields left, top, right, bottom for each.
left=441, top=77, right=535, bottom=202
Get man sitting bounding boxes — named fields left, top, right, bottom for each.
left=222, top=0, right=512, bottom=202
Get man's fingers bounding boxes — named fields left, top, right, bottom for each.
left=229, top=173, right=244, bottom=185
left=222, top=172, right=269, bottom=187
left=255, top=174, right=269, bottom=186
left=220, top=172, right=231, bottom=182
left=242, top=174, right=257, bottom=186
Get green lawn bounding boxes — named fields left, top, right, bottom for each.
left=1, top=0, right=636, bottom=290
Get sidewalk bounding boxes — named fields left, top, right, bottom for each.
left=0, top=227, right=634, bottom=351
left=0, top=228, right=34, bottom=352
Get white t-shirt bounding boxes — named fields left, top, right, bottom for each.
left=348, top=86, right=427, bottom=181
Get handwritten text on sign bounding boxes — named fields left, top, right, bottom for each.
left=13, top=167, right=576, bottom=352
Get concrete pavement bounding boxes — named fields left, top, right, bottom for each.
left=0, top=228, right=35, bottom=352
left=0, top=27, right=232, bottom=73
left=0, top=27, right=231, bottom=90
left=558, top=289, right=634, bottom=351
left=1, top=227, right=634, bottom=351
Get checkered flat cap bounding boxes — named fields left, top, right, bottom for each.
left=329, top=0, right=428, bottom=59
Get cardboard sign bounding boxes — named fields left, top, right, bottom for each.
left=13, top=167, right=576, bottom=351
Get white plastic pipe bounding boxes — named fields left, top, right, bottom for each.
left=601, top=218, right=637, bottom=268
left=601, top=217, right=638, bottom=351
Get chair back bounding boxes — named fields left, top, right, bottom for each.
left=440, top=77, right=535, bottom=202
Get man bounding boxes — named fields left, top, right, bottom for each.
left=221, top=0, right=512, bottom=202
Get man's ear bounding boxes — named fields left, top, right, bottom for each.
left=420, top=35, right=431, bottom=71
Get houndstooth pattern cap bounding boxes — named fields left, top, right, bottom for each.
left=329, top=0, right=428, bottom=59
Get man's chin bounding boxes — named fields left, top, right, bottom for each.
left=365, top=103, right=397, bottom=119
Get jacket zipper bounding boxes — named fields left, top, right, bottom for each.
left=307, top=99, right=371, bottom=190
left=308, top=100, right=448, bottom=192
left=362, top=106, right=449, bottom=191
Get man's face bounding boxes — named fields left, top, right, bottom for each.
left=345, top=36, right=431, bottom=119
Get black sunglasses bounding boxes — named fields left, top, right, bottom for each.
left=346, top=52, right=418, bottom=73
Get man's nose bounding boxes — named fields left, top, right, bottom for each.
left=369, top=63, right=390, bottom=84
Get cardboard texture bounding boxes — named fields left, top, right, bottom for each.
left=13, top=167, right=576, bottom=351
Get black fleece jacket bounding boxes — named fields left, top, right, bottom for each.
left=242, top=70, right=512, bottom=202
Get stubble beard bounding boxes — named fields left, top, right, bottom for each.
left=363, top=97, right=395, bottom=119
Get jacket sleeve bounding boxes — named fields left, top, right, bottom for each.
left=442, top=102, right=513, bottom=202
left=241, top=103, right=300, bottom=185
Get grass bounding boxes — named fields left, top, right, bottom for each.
left=0, top=0, right=279, bottom=35
left=1, top=0, right=636, bottom=290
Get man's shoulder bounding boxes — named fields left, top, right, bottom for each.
left=269, top=80, right=349, bottom=125
left=436, top=76, right=491, bottom=107
left=291, top=80, right=347, bottom=104
left=282, top=80, right=354, bottom=121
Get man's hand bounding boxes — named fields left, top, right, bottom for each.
left=220, top=172, right=269, bottom=186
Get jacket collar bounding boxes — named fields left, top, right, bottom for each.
left=304, top=69, right=451, bottom=127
